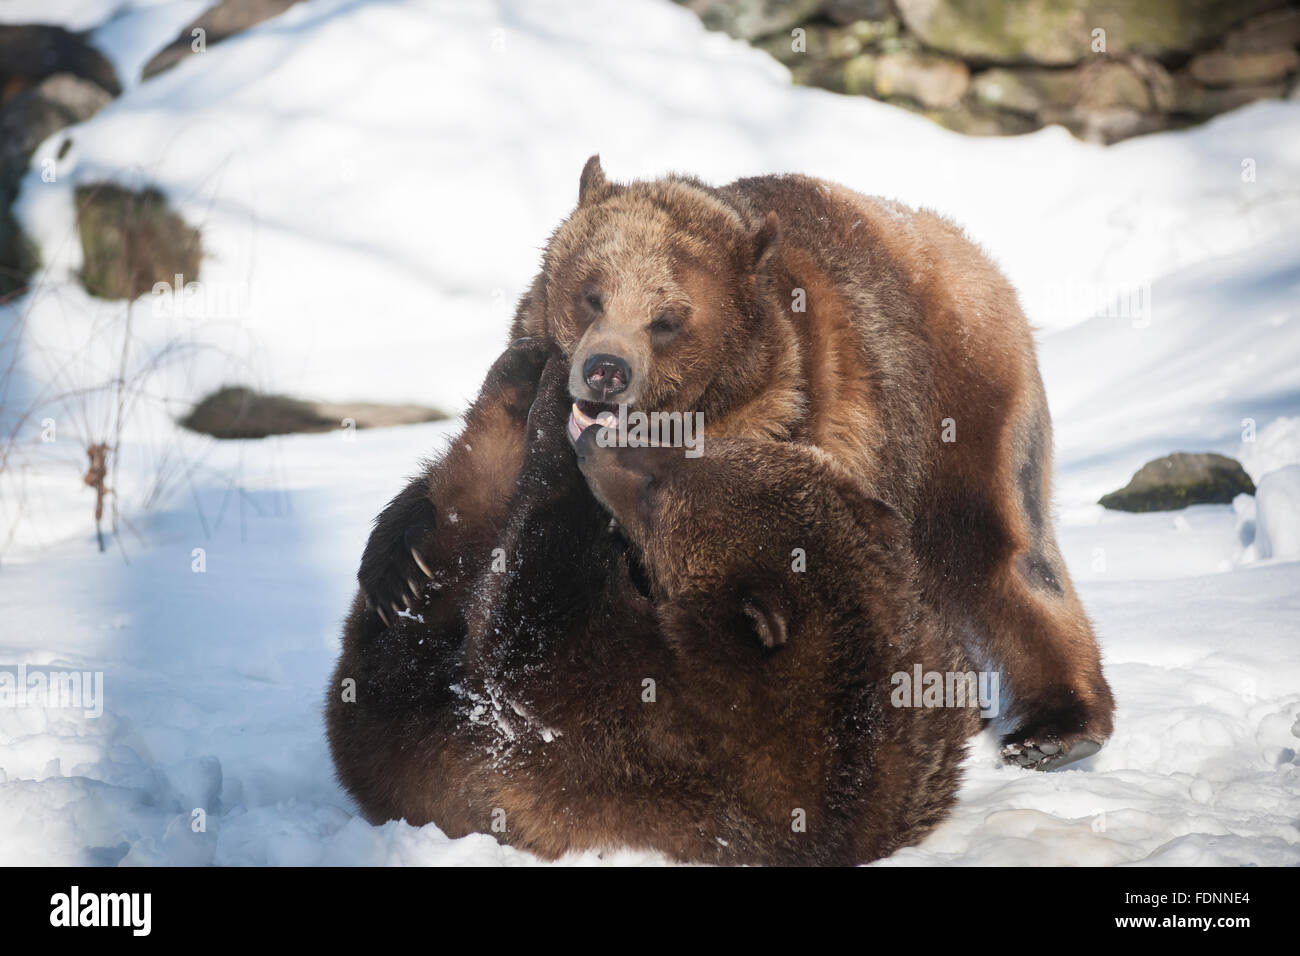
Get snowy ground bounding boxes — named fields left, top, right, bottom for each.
left=1, top=0, right=1297, bottom=865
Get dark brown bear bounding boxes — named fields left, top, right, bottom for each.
left=360, top=158, right=1113, bottom=768
left=328, top=355, right=977, bottom=864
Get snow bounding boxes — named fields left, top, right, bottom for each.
left=1239, top=416, right=1300, bottom=483
left=1, top=0, right=1298, bottom=866
left=1253, top=466, right=1300, bottom=562
left=0, top=0, right=130, bottom=32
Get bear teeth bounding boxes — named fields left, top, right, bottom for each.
left=568, top=403, right=617, bottom=443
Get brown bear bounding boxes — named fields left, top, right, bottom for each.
left=359, top=158, right=1113, bottom=769
left=328, top=354, right=978, bottom=864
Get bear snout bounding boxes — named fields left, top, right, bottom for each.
left=580, top=352, right=631, bottom=400
left=575, top=433, right=657, bottom=535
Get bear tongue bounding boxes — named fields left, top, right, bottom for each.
left=567, top=402, right=616, bottom=444
left=566, top=407, right=584, bottom=444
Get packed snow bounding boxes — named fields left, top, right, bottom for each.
left=1253, top=466, right=1300, bottom=563
left=0, top=0, right=1297, bottom=865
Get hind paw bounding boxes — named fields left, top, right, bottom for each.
left=1001, top=733, right=1102, bottom=771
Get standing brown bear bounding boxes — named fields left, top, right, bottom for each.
left=330, top=354, right=978, bottom=864
left=357, top=158, right=1114, bottom=769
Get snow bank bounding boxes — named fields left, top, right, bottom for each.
left=1254, top=466, right=1300, bottom=562
left=1240, top=416, right=1300, bottom=483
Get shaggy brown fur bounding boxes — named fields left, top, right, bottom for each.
left=337, top=158, right=1116, bottom=857
left=329, top=356, right=976, bottom=864
left=512, top=158, right=1113, bottom=762
left=329, top=338, right=551, bottom=824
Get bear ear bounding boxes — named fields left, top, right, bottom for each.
left=741, top=592, right=788, bottom=650
left=840, top=487, right=907, bottom=542
left=750, top=210, right=780, bottom=269
left=850, top=493, right=903, bottom=531
left=578, top=154, right=609, bottom=207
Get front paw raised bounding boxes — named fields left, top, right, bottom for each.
left=479, top=336, right=557, bottom=423
left=359, top=506, right=437, bottom=628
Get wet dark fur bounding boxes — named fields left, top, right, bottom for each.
left=328, top=355, right=976, bottom=863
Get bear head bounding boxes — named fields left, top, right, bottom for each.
left=527, top=156, right=781, bottom=427
left=573, top=427, right=914, bottom=658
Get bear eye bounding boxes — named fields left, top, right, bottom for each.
left=582, top=287, right=604, bottom=313
left=649, top=313, right=681, bottom=338
left=639, top=473, right=658, bottom=511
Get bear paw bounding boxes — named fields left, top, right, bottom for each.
left=363, top=521, right=437, bottom=629
left=1000, top=732, right=1103, bottom=771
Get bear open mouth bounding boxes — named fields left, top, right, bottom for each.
left=567, top=400, right=618, bottom=444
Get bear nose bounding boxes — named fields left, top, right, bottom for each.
left=582, top=353, right=630, bottom=399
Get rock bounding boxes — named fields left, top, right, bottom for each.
left=1187, top=49, right=1300, bottom=87
left=181, top=386, right=448, bottom=439
left=929, top=103, right=1039, bottom=136
left=872, top=52, right=969, bottom=109
left=0, top=74, right=113, bottom=297
left=314, top=402, right=450, bottom=429
left=894, top=0, right=1283, bottom=66
left=143, top=0, right=305, bottom=79
left=1077, top=61, right=1151, bottom=111
left=972, top=67, right=1076, bottom=114
left=678, top=0, right=825, bottom=42
left=682, top=0, right=1294, bottom=145
left=789, top=59, right=852, bottom=94
left=758, top=22, right=866, bottom=65
left=0, top=74, right=112, bottom=180
left=824, top=0, right=892, bottom=25
left=1171, top=77, right=1288, bottom=116
left=1224, top=7, right=1300, bottom=53
left=1129, top=56, right=1177, bottom=112
left=0, top=213, right=39, bottom=299
left=840, top=54, right=878, bottom=95
left=1045, top=106, right=1166, bottom=144
left=972, top=62, right=1149, bottom=116
left=845, top=16, right=901, bottom=44
left=0, top=25, right=120, bottom=97
left=1099, top=452, right=1257, bottom=512
left=75, top=184, right=202, bottom=300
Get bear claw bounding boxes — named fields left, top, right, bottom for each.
left=1001, top=735, right=1101, bottom=771
left=411, top=547, right=434, bottom=579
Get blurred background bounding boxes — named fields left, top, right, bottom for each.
left=0, top=0, right=1297, bottom=866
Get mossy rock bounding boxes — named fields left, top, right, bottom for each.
left=872, top=52, right=969, bottom=109
left=1170, top=76, right=1287, bottom=116
left=0, top=74, right=113, bottom=298
left=685, top=0, right=826, bottom=41
left=929, top=103, right=1040, bottom=136
left=1099, top=452, right=1257, bottom=512
left=76, top=184, right=201, bottom=300
left=1187, top=49, right=1300, bottom=87
left=0, top=208, right=40, bottom=300
left=824, top=0, right=892, bottom=25
left=143, top=0, right=308, bottom=79
left=972, top=67, right=1078, bottom=114
left=182, top=386, right=448, bottom=439
left=894, top=0, right=1282, bottom=66
left=0, top=25, right=121, bottom=96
